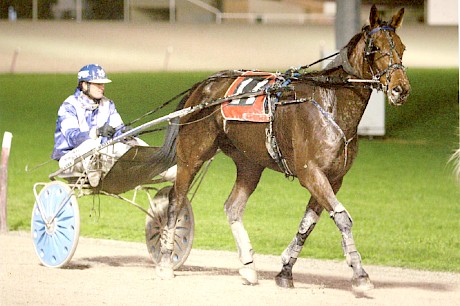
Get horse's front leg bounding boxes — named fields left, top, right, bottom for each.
left=332, top=202, right=374, bottom=292
left=292, top=166, right=373, bottom=292
left=276, top=179, right=344, bottom=287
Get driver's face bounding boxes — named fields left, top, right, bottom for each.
left=83, top=82, right=105, bottom=100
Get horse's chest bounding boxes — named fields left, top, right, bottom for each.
left=276, top=105, right=347, bottom=171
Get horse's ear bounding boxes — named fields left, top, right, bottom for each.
left=369, top=4, right=380, bottom=28
left=390, top=8, right=405, bottom=29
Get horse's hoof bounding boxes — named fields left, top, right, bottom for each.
left=352, top=276, right=374, bottom=293
left=275, top=274, right=294, bottom=288
left=239, top=265, right=258, bottom=285
left=155, top=265, right=175, bottom=280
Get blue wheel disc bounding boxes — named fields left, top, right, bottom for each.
left=31, top=181, right=80, bottom=268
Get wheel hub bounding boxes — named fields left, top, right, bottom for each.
left=45, top=217, right=56, bottom=235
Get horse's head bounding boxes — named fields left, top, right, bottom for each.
left=362, top=5, right=411, bottom=106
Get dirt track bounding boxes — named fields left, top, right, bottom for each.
left=1, top=231, right=459, bottom=305
left=1, top=20, right=459, bottom=306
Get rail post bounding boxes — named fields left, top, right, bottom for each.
left=0, top=132, right=13, bottom=233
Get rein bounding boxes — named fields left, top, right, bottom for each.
left=125, top=25, right=404, bottom=177
left=276, top=97, right=354, bottom=168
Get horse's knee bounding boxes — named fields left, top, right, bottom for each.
left=330, top=203, right=353, bottom=230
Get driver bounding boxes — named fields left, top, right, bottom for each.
left=51, top=64, right=137, bottom=186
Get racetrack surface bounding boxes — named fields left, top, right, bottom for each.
left=1, top=20, right=459, bottom=306
left=1, top=231, right=459, bottom=305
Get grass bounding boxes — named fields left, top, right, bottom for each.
left=0, top=68, right=458, bottom=272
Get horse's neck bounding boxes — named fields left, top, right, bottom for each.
left=333, top=37, right=374, bottom=136
left=312, top=68, right=372, bottom=138
left=334, top=82, right=372, bottom=137
left=325, top=47, right=362, bottom=78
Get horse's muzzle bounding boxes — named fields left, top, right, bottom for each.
left=387, top=79, right=411, bottom=106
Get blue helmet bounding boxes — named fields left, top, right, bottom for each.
left=77, top=64, right=112, bottom=84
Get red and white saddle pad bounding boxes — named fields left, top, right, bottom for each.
left=221, top=71, right=277, bottom=122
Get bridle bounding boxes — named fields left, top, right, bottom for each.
left=363, top=25, right=406, bottom=92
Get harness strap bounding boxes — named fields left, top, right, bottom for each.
left=264, top=74, right=355, bottom=176
left=265, top=80, right=295, bottom=178
left=276, top=97, right=354, bottom=169
left=326, top=47, right=362, bottom=78
left=309, top=99, right=354, bottom=168
left=368, top=25, right=395, bottom=36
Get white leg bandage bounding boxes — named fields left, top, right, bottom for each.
left=281, top=208, right=319, bottom=265
left=231, top=221, right=254, bottom=264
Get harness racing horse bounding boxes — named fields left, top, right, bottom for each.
left=156, top=5, right=410, bottom=291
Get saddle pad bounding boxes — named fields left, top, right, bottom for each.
left=221, top=71, right=276, bottom=122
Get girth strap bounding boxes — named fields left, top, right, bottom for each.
left=265, top=92, right=295, bottom=178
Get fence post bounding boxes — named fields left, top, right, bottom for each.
left=0, top=132, right=13, bottom=233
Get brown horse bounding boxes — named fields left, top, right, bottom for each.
left=156, top=5, right=410, bottom=292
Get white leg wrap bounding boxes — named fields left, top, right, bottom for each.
left=281, top=208, right=319, bottom=265
left=161, top=224, right=175, bottom=252
left=231, top=221, right=254, bottom=264
left=299, top=208, right=320, bottom=234
left=329, top=202, right=353, bottom=225
left=281, top=239, right=303, bottom=265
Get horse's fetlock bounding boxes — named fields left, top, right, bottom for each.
left=275, top=262, right=295, bottom=288
left=346, top=251, right=362, bottom=267
left=281, top=238, right=303, bottom=265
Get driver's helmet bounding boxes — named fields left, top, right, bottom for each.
left=77, top=64, right=112, bottom=84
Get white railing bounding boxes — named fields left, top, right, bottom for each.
left=172, top=0, right=333, bottom=24
left=219, top=12, right=333, bottom=24
left=42, top=0, right=333, bottom=24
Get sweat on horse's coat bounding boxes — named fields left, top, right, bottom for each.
left=155, top=5, right=410, bottom=292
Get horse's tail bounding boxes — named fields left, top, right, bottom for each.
left=151, top=89, right=194, bottom=171
left=149, top=72, right=230, bottom=175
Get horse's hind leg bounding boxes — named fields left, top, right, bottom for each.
left=275, top=197, right=323, bottom=288
left=224, top=152, right=264, bottom=285
left=156, top=123, right=219, bottom=279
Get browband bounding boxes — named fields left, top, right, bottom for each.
left=368, top=25, right=395, bottom=36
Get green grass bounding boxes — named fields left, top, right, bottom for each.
left=0, top=69, right=458, bottom=272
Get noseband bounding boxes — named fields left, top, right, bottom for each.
left=364, top=25, right=406, bottom=91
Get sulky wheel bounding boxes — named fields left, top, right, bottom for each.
left=31, top=181, right=80, bottom=268
left=145, top=186, right=194, bottom=270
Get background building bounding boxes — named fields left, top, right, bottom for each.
left=2, top=0, right=457, bottom=26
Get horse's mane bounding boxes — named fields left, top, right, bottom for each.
left=346, top=31, right=365, bottom=59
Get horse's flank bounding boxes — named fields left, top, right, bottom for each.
left=156, top=5, right=411, bottom=291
